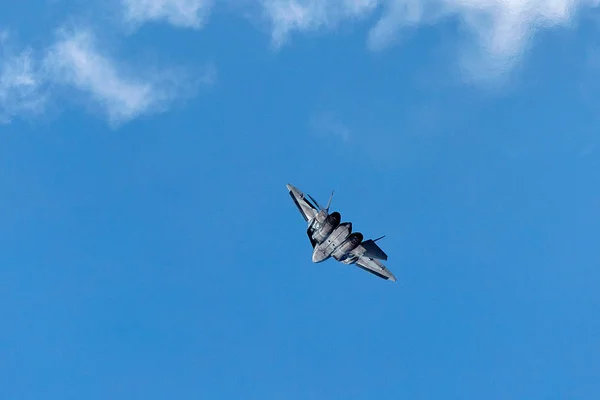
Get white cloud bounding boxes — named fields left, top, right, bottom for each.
left=122, top=0, right=213, bottom=28
left=261, top=0, right=380, bottom=47
left=260, top=0, right=600, bottom=76
left=44, top=29, right=168, bottom=124
left=0, top=33, right=46, bottom=123
left=1, top=0, right=596, bottom=124
left=0, top=27, right=209, bottom=125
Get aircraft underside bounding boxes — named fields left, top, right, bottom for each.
left=287, top=183, right=396, bottom=282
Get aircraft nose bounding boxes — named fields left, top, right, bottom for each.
left=286, top=184, right=293, bottom=191
left=312, top=248, right=327, bottom=263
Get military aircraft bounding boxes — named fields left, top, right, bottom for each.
left=286, top=184, right=396, bottom=282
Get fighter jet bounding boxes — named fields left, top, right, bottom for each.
left=286, top=184, right=396, bottom=282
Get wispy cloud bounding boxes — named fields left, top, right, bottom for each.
left=260, top=0, right=380, bottom=47
left=1, top=0, right=596, bottom=124
left=113, top=0, right=600, bottom=81
left=0, top=32, right=47, bottom=123
left=260, top=0, right=599, bottom=77
left=44, top=28, right=198, bottom=124
left=122, top=0, right=213, bottom=28
left=309, top=112, right=350, bottom=142
left=0, top=27, right=210, bottom=125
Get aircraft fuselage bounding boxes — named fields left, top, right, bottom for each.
left=287, top=183, right=396, bottom=282
left=308, top=217, right=363, bottom=263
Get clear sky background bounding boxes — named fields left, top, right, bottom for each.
left=1, top=1, right=599, bottom=399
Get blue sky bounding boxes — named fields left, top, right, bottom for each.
left=1, top=1, right=600, bottom=399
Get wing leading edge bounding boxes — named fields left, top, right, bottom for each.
left=355, top=257, right=396, bottom=282
left=286, top=184, right=318, bottom=222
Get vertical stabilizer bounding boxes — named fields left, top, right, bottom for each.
left=325, top=190, right=334, bottom=212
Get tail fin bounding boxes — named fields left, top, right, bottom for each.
left=325, top=190, right=334, bottom=211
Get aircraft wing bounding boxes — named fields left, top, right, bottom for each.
left=286, top=184, right=318, bottom=222
left=355, top=256, right=396, bottom=282
left=351, top=242, right=396, bottom=281
left=359, top=239, right=388, bottom=260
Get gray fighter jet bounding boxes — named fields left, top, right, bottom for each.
left=287, top=184, right=396, bottom=282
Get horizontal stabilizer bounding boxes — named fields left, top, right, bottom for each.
left=360, top=239, right=388, bottom=261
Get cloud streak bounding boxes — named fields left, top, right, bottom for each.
left=1, top=0, right=597, bottom=124
left=260, top=0, right=379, bottom=47
left=0, top=33, right=47, bottom=123
left=44, top=28, right=193, bottom=124
left=259, top=0, right=600, bottom=76
left=122, top=0, right=213, bottom=28
left=0, top=28, right=209, bottom=125
left=120, top=0, right=598, bottom=78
